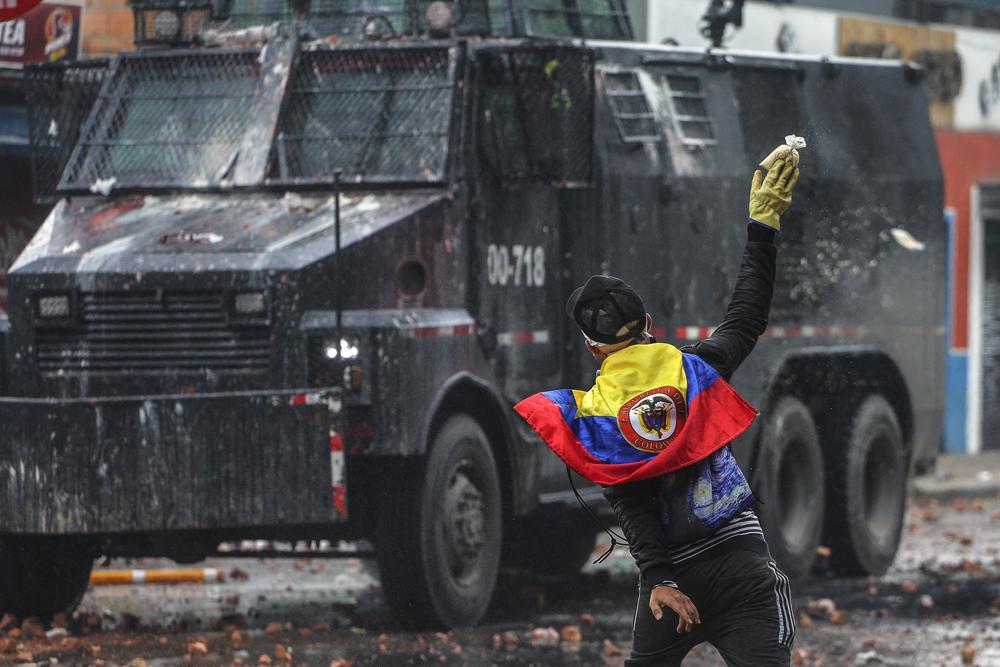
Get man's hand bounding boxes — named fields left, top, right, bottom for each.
left=649, top=585, right=702, bottom=633
left=749, top=150, right=801, bottom=233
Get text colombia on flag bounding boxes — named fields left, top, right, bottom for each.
left=514, top=343, right=757, bottom=486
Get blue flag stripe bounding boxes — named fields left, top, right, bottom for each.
left=541, top=389, right=578, bottom=422
left=572, top=416, right=655, bottom=464
left=681, top=353, right=720, bottom=403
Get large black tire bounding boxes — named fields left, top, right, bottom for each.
left=0, top=537, right=94, bottom=620
left=502, top=511, right=597, bottom=575
left=375, top=414, right=502, bottom=629
left=755, top=397, right=825, bottom=583
left=822, top=395, right=906, bottom=576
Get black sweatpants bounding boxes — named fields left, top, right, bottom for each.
left=626, top=543, right=794, bottom=667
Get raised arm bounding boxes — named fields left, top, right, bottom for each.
left=680, top=223, right=776, bottom=380
left=682, top=154, right=799, bottom=380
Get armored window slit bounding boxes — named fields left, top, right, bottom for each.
left=659, top=74, right=716, bottom=148
left=600, top=69, right=661, bottom=145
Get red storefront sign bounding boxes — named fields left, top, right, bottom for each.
left=0, top=1, right=81, bottom=69
left=0, top=0, right=43, bottom=22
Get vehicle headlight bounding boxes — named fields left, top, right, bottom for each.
left=233, top=291, right=266, bottom=316
left=309, top=335, right=363, bottom=389
left=36, top=294, right=71, bottom=319
left=325, top=338, right=359, bottom=360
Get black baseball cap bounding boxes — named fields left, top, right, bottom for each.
left=565, top=275, right=647, bottom=345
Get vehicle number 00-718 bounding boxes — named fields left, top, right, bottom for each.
left=487, top=244, right=545, bottom=287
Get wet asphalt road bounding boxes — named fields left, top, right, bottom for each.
left=7, top=497, right=1000, bottom=666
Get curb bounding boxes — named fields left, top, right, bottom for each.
left=909, top=477, right=1000, bottom=502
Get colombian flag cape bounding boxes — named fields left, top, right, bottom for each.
left=514, top=343, right=757, bottom=486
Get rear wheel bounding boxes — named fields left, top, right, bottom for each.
left=375, top=414, right=502, bottom=629
left=823, top=395, right=906, bottom=575
left=755, top=396, right=825, bottom=583
left=0, top=537, right=94, bottom=620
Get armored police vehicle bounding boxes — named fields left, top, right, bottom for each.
left=4, top=0, right=944, bottom=626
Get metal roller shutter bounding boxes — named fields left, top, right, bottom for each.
left=981, top=185, right=1000, bottom=449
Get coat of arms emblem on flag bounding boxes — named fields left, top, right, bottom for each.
left=514, top=343, right=758, bottom=486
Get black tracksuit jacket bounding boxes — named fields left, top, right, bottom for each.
left=602, top=223, right=777, bottom=586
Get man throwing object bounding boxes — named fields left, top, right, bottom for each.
left=515, top=146, right=801, bottom=666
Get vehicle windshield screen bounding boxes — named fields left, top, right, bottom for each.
left=59, top=45, right=456, bottom=191
left=61, top=51, right=262, bottom=190
left=270, top=48, right=454, bottom=185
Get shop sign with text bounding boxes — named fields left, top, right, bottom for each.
left=0, top=1, right=80, bottom=69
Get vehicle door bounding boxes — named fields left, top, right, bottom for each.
left=470, top=46, right=596, bottom=498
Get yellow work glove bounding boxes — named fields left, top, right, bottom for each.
left=748, top=155, right=800, bottom=233
left=758, top=144, right=800, bottom=170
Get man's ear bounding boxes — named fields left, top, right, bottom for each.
left=645, top=312, right=653, bottom=332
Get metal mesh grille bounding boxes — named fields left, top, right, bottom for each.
left=61, top=51, right=262, bottom=191
left=24, top=61, right=109, bottom=203
left=477, top=47, right=594, bottom=186
left=229, top=0, right=512, bottom=37
left=36, top=291, right=270, bottom=374
left=269, top=47, right=454, bottom=184
left=524, top=0, right=631, bottom=40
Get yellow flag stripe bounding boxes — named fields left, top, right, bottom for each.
left=575, top=344, right=688, bottom=419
